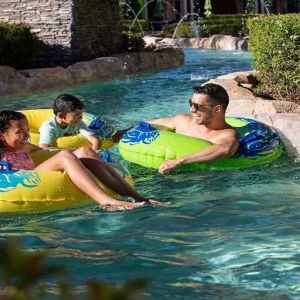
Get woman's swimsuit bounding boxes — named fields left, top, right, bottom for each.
left=0, top=149, right=35, bottom=171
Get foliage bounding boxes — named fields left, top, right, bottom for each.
left=0, top=238, right=147, bottom=300
left=204, top=0, right=212, bottom=18
left=163, top=14, right=258, bottom=38
left=153, top=0, right=165, bottom=21
left=247, top=14, right=300, bottom=102
left=163, top=23, right=192, bottom=38
left=120, top=0, right=144, bottom=19
left=122, top=19, right=149, bottom=33
left=122, top=31, right=145, bottom=52
left=246, top=0, right=257, bottom=13
left=0, top=22, right=42, bottom=69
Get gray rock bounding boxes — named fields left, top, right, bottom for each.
left=0, top=49, right=184, bottom=96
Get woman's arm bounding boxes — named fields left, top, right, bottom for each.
left=26, top=143, right=43, bottom=153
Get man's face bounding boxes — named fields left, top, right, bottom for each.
left=189, top=94, right=215, bottom=125
left=61, top=109, right=83, bottom=126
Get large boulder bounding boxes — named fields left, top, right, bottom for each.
left=143, top=36, right=164, bottom=48
left=18, top=67, right=73, bottom=90
left=143, top=35, right=248, bottom=51
left=158, top=38, right=185, bottom=48
left=207, top=78, right=260, bottom=100
left=202, top=35, right=247, bottom=51
left=255, top=113, right=300, bottom=155
left=0, top=66, right=17, bottom=79
left=217, top=71, right=259, bottom=85
left=0, top=49, right=185, bottom=96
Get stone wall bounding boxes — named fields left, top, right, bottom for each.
left=0, top=0, right=123, bottom=66
left=72, top=0, right=123, bottom=61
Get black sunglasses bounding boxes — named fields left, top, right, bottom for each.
left=188, top=99, right=214, bottom=111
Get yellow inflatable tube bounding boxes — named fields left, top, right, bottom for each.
left=0, top=150, right=133, bottom=214
left=21, top=109, right=114, bottom=150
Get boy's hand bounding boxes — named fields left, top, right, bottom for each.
left=85, top=134, right=101, bottom=150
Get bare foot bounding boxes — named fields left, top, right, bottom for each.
left=102, top=201, right=146, bottom=212
left=147, top=199, right=171, bottom=206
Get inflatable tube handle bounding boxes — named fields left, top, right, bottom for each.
left=0, top=161, right=14, bottom=173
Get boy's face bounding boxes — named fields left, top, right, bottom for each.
left=60, top=109, right=83, bottom=126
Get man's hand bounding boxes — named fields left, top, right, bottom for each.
left=159, top=159, right=183, bottom=174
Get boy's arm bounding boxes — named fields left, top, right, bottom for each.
left=79, top=122, right=101, bottom=150
left=84, top=134, right=101, bottom=150
left=39, top=124, right=56, bottom=150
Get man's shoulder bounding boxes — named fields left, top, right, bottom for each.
left=214, top=126, right=239, bottom=145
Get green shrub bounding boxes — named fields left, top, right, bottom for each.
left=163, top=14, right=258, bottom=38
left=122, top=31, right=145, bottom=52
left=163, top=23, right=177, bottom=38
left=122, top=18, right=149, bottom=33
left=0, top=22, right=41, bottom=69
left=247, top=14, right=300, bottom=102
left=163, top=23, right=194, bottom=38
left=120, top=0, right=142, bottom=19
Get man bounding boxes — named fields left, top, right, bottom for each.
left=150, top=83, right=239, bottom=174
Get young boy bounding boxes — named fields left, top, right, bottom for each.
left=39, top=94, right=101, bottom=150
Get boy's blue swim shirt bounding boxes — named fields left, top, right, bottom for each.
left=39, top=117, right=95, bottom=146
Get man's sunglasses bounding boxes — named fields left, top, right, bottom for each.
left=188, top=99, right=213, bottom=111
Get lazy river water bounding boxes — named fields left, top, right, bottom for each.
left=1, top=49, right=300, bottom=299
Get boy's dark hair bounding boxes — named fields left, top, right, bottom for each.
left=0, top=110, right=26, bottom=133
left=53, top=94, right=84, bottom=115
left=193, top=83, right=229, bottom=109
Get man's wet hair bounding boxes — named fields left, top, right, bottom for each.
left=53, top=94, right=85, bottom=115
left=193, top=83, right=229, bottom=109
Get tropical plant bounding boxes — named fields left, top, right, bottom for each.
left=0, top=238, right=147, bottom=300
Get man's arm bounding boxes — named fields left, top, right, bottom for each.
left=111, top=127, right=132, bottom=143
left=158, top=131, right=239, bottom=174
left=149, top=116, right=178, bottom=130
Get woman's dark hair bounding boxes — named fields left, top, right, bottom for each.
left=193, top=83, right=229, bottom=109
left=53, top=94, right=85, bottom=115
left=0, top=110, right=26, bottom=133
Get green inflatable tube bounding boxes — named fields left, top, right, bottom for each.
left=119, top=117, right=284, bottom=171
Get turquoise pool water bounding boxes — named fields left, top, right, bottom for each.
left=1, top=49, right=300, bottom=299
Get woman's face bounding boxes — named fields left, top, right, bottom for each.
left=0, top=119, right=30, bottom=150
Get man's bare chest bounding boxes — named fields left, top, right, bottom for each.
left=175, top=125, right=218, bottom=143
